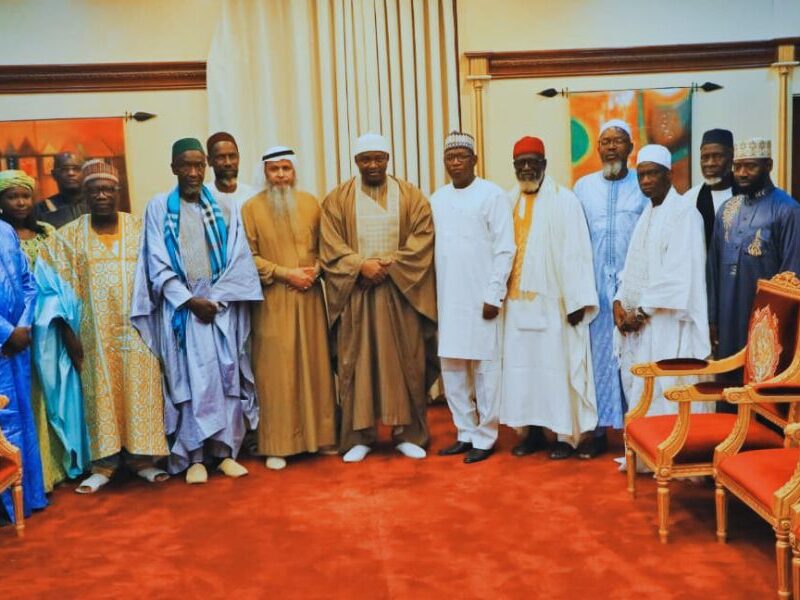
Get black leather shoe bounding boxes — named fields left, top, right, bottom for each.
left=577, top=434, right=608, bottom=459
left=464, top=447, right=494, bottom=464
left=438, top=441, right=472, bottom=456
left=548, top=441, right=574, bottom=460
left=512, top=427, right=548, bottom=456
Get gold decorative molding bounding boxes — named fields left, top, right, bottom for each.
left=0, top=62, right=207, bottom=94
left=465, top=57, right=489, bottom=177
left=464, top=38, right=800, bottom=79
left=773, top=46, right=798, bottom=191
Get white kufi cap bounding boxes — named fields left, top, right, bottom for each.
left=353, top=133, right=390, bottom=157
left=637, top=144, right=671, bottom=169
left=599, top=119, right=632, bottom=139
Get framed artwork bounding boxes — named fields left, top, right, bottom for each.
left=570, top=88, right=692, bottom=192
left=0, top=116, right=130, bottom=212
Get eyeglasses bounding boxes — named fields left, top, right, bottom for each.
left=513, top=158, right=545, bottom=169
left=86, top=185, right=119, bottom=197
left=444, top=152, right=473, bottom=163
left=599, top=137, right=629, bottom=148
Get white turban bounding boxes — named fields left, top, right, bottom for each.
left=637, top=144, right=672, bottom=169
left=353, top=133, right=390, bottom=157
left=599, top=119, right=632, bottom=139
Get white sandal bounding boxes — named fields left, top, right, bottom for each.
left=136, top=467, right=169, bottom=483
left=75, top=473, right=110, bottom=494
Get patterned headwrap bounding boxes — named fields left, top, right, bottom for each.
left=0, top=169, right=35, bottom=195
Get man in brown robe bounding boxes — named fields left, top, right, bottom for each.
left=320, top=133, right=437, bottom=463
left=241, top=146, right=337, bottom=470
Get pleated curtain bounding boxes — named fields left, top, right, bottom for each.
left=207, top=0, right=460, bottom=198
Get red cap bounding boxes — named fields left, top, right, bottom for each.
left=513, top=136, right=545, bottom=159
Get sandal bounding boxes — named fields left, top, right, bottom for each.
left=75, top=473, right=110, bottom=494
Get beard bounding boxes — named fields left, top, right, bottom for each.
left=703, top=176, right=723, bottom=186
left=518, top=173, right=543, bottom=194
left=266, top=182, right=297, bottom=218
left=602, top=160, right=624, bottom=179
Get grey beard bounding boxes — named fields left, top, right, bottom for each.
left=518, top=175, right=543, bottom=194
left=704, top=176, right=723, bottom=186
left=602, top=160, right=624, bottom=179
left=266, top=182, right=298, bottom=223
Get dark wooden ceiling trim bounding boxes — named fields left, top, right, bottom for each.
left=0, top=61, right=207, bottom=94
left=465, top=38, right=800, bottom=79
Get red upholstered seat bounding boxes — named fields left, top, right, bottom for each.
left=0, top=457, right=18, bottom=483
left=718, top=448, right=800, bottom=510
left=627, top=414, right=783, bottom=464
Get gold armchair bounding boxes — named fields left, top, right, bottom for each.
left=0, top=394, right=25, bottom=537
left=714, top=384, right=800, bottom=600
left=625, top=272, right=800, bottom=544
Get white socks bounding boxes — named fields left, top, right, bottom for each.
left=342, top=443, right=427, bottom=461
left=342, top=444, right=371, bottom=463
left=396, top=442, right=426, bottom=459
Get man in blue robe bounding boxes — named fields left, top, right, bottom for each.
left=707, top=137, right=800, bottom=370
left=0, top=218, right=47, bottom=521
left=572, top=120, right=648, bottom=458
left=131, top=138, right=262, bottom=484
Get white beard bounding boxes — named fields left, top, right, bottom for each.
left=703, top=176, right=723, bottom=186
left=518, top=174, right=543, bottom=194
left=602, top=160, right=624, bottom=179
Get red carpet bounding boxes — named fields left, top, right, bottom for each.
left=0, top=405, right=776, bottom=599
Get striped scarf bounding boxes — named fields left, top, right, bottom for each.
left=164, top=184, right=228, bottom=346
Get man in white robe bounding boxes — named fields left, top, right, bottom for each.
left=574, top=120, right=648, bottom=457
left=431, top=131, right=515, bottom=463
left=499, top=136, right=599, bottom=460
left=207, top=132, right=258, bottom=211
left=681, top=129, right=734, bottom=250
left=614, top=145, right=711, bottom=418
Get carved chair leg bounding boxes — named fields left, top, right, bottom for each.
left=776, top=526, right=791, bottom=599
left=791, top=548, right=800, bottom=600
left=12, top=482, right=24, bottom=538
left=626, top=447, right=636, bottom=498
left=657, top=476, right=670, bottom=543
left=715, top=482, right=727, bottom=543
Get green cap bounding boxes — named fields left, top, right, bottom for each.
left=172, top=137, right=204, bottom=159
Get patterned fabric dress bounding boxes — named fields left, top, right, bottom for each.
left=38, top=214, right=168, bottom=462
left=20, top=222, right=67, bottom=492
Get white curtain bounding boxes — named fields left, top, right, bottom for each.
left=207, top=0, right=460, bottom=199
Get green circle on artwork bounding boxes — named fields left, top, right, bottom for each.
left=571, top=118, right=590, bottom=163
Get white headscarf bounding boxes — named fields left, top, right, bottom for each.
left=252, top=145, right=297, bottom=189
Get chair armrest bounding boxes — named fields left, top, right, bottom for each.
left=724, top=385, right=800, bottom=404
left=664, top=383, right=725, bottom=403
left=631, top=348, right=746, bottom=378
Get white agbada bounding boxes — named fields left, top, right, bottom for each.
left=614, top=187, right=712, bottom=416
left=682, top=183, right=732, bottom=215
left=431, top=176, right=515, bottom=450
left=500, top=176, right=599, bottom=447
left=210, top=181, right=259, bottom=212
